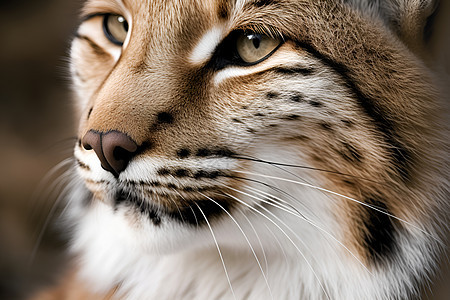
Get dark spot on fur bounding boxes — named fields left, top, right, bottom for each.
left=183, top=186, right=195, bottom=192
left=232, top=118, right=243, bottom=123
left=309, top=100, right=324, bottom=108
left=167, top=183, right=177, bottom=189
left=290, top=94, right=304, bottom=102
left=157, top=112, right=174, bottom=124
left=157, top=168, right=170, bottom=176
left=194, top=170, right=221, bottom=179
left=175, top=169, right=189, bottom=177
left=196, top=148, right=211, bottom=157
left=177, top=148, right=191, bottom=158
left=215, top=148, right=236, bottom=157
left=76, top=159, right=90, bottom=171
left=269, top=124, right=278, bottom=128
left=241, top=105, right=249, bottom=109
left=283, top=114, right=300, bottom=120
left=266, top=92, right=279, bottom=99
left=247, top=128, right=257, bottom=133
left=255, top=113, right=265, bottom=117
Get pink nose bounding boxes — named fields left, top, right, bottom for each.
left=81, top=130, right=138, bottom=176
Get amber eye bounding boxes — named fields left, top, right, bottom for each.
left=103, top=14, right=129, bottom=46
left=236, top=32, right=281, bottom=64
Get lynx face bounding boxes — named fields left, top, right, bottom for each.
left=68, top=0, right=447, bottom=299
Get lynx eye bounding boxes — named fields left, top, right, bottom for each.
left=236, top=32, right=281, bottom=64
left=103, top=14, right=129, bottom=46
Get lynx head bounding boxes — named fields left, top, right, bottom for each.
left=68, top=0, right=447, bottom=298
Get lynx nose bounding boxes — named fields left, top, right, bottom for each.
left=81, top=130, right=138, bottom=176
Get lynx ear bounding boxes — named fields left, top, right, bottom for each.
left=382, top=0, right=439, bottom=49
left=347, top=0, right=439, bottom=52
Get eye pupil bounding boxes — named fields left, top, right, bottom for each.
left=251, top=36, right=261, bottom=49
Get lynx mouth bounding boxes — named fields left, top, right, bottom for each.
left=114, top=189, right=233, bottom=226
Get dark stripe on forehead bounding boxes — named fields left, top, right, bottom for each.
left=295, top=41, right=412, bottom=183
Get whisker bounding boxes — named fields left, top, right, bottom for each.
left=236, top=207, right=270, bottom=279
left=227, top=175, right=315, bottom=220
left=235, top=170, right=439, bottom=241
left=195, top=203, right=236, bottom=300
left=232, top=154, right=380, bottom=183
left=223, top=192, right=331, bottom=300
left=239, top=185, right=373, bottom=275
left=28, top=168, right=76, bottom=268
left=200, top=193, right=274, bottom=300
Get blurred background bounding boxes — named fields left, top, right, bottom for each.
left=0, top=0, right=448, bottom=299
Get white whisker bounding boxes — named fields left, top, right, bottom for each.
left=223, top=192, right=331, bottom=300
left=236, top=207, right=270, bottom=279
left=200, top=193, right=274, bottom=299
left=235, top=170, right=437, bottom=240
left=195, top=203, right=236, bottom=300
left=242, top=185, right=373, bottom=275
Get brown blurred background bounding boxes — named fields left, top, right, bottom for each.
left=0, top=0, right=448, bottom=299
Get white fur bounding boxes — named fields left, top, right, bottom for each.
left=189, top=26, right=225, bottom=65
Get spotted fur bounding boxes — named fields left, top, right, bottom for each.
left=33, top=0, right=448, bottom=299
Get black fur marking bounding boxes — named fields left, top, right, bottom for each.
left=272, top=66, right=314, bottom=76
left=249, top=0, right=280, bottom=7
left=215, top=148, right=236, bottom=157
left=157, top=168, right=170, bottom=176
left=157, top=112, right=174, bottom=124
left=232, top=118, right=244, bottom=123
left=76, top=159, right=90, bottom=171
left=87, top=107, right=93, bottom=119
left=177, top=148, right=191, bottom=158
left=174, top=169, right=189, bottom=177
left=283, top=114, right=301, bottom=120
left=168, top=197, right=232, bottom=226
left=255, top=113, right=266, bottom=117
left=115, top=191, right=161, bottom=225
left=309, top=100, right=324, bottom=108
left=266, top=92, right=279, bottom=99
left=362, top=197, right=400, bottom=264
left=295, top=41, right=412, bottom=182
left=290, top=93, right=304, bottom=102
left=196, top=148, right=212, bottom=157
